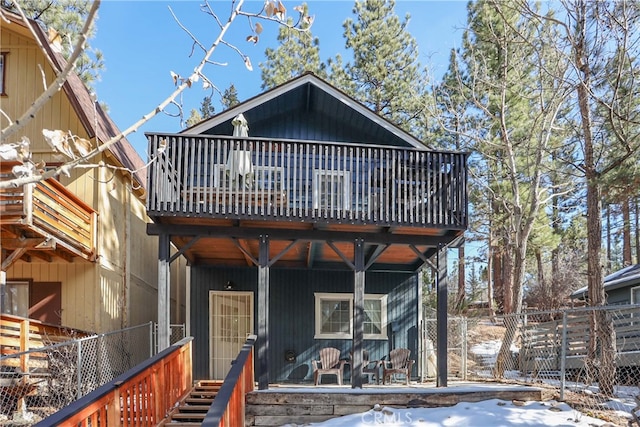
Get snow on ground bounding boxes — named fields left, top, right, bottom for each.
left=280, top=398, right=614, bottom=426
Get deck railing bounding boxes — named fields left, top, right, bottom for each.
left=202, top=334, right=256, bottom=427
left=34, top=337, right=193, bottom=426
left=0, top=314, right=90, bottom=373
left=147, top=134, right=467, bottom=228
left=0, top=164, right=97, bottom=260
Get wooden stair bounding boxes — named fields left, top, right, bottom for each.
left=160, top=380, right=222, bottom=426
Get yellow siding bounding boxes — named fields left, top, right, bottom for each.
left=2, top=19, right=186, bottom=333
left=4, top=262, right=97, bottom=331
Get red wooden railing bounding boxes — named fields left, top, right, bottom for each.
left=202, top=334, right=256, bottom=427
left=34, top=337, right=193, bottom=426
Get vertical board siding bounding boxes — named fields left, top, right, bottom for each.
left=190, top=266, right=416, bottom=382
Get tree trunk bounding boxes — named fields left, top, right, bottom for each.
left=535, top=249, right=547, bottom=310
left=493, top=247, right=504, bottom=313
left=633, top=197, right=640, bottom=264
left=622, top=198, right=632, bottom=266
left=502, top=243, right=514, bottom=314
left=606, top=205, right=612, bottom=271
left=575, top=0, right=615, bottom=396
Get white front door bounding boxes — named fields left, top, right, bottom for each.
left=209, top=291, right=254, bottom=379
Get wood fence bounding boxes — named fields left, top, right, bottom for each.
left=0, top=314, right=90, bottom=372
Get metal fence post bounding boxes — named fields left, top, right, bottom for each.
left=150, top=321, right=155, bottom=357
left=77, top=340, right=82, bottom=400
left=461, top=316, right=467, bottom=380
left=560, top=310, right=567, bottom=401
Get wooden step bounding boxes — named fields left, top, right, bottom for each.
left=177, top=405, right=211, bottom=412
left=163, top=423, right=202, bottom=426
left=184, top=397, right=214, bottom=405
left=159, top=380, right=224, bottom=426
left=171, top=413, right=206, bottom=421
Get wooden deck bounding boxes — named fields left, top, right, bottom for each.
left=0, top=163, right=97, bottom=267
left=246, top=382, right=545, bottom=426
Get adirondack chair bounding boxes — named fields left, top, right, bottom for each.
left=381, top=348, right=414, bottom=385
left=312, top=347, right=346, bottom=385
left=350, top=350, right=383, bottom=384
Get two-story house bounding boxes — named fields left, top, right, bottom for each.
left=146, top=72, right=467, bottom=388
left=0, top=9, right=186, bottom=333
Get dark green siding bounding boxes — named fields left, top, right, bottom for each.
left=190, top=266, right=418, bottom=382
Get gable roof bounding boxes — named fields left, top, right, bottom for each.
left=183, top=72, right=427, bottom=149
left=570, top=264, right=640, bottom=300
left=4, top=10, right=146, bottom=190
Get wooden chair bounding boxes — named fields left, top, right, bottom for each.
left=382, top=348, right=414, bottom=385
left=350, top=350, right=382, bottom=384
left=312, top=347, right=346, bottom=385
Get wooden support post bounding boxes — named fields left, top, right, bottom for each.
left=257, top=235, right=270, bottom=390
left=352, top=238, right=365, bottom=389
left=158, top=233, right=171, bottom=351
left=436, top=244, right=448, bottom=387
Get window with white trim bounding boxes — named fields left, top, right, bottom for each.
left=632, top=286, right=640, bottom=305
left=313, top=170, right=351, bottom=210
left=1, top=281, right=29, bottom=317
left=314, top=292, right=387, bottom=340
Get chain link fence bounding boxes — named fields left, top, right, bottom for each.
left=433, top=304, right=640, bottom=425
left=0, top=322, right=185, bottom=426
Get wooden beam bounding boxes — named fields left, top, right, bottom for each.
left=352, top=238, right=365, bottom=389
left=35, top=238, right=56, bottom=250
left=2, top=248, right=27, bottom=270
left=237, top=239, right=256, bottom=266
left=28, top=251, right=53, bottom=263
left=158, top=233, right=171, bottom=351
left=147, top=223, right=459, bottom=247
left=268, top=240, right=299, bottom=267
left=257, top=235, right=270, bottom=390
left=305, top=242, right=314, bottom=268
left=232, top=238, right=258, bottom=266
left=364, top=244, right=390, bottom=271
left=326, top=241, right=355, bottom=270
left=1, top=237, right=46, bottom=249
left=436, top=244, right=448, bottom=387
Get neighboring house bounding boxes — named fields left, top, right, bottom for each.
left=145, top=72, right=468, bottom=388
left=0, top=10, right=186, bottom=333
left=571, top=263, right=640, bottom=305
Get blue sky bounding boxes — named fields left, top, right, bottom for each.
left=93, top=0, right=470, bottom=157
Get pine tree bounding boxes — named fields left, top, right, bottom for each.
left=222, top=84, right=239, bottom=109
left=441, top=0, right=578, bottom=376
left=334, top=0, right=427, bottom=134
left=259, top=3, right=325, bottom=90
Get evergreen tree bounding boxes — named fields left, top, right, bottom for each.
left=6, top=0, right=105, bottom=87
left=200, top=95, right=215, bottom=119
left=440, top=0, right=577, bottom=376
left=185, top=109, right=202, bottom=128
left=222, top=84, right=239, bottom=109
left=259, top=3, right=325, bottom=89
left=335, top=0, right=427, bottom=134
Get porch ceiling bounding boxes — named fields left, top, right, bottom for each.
left=148, top=217, right=463, bottom=271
